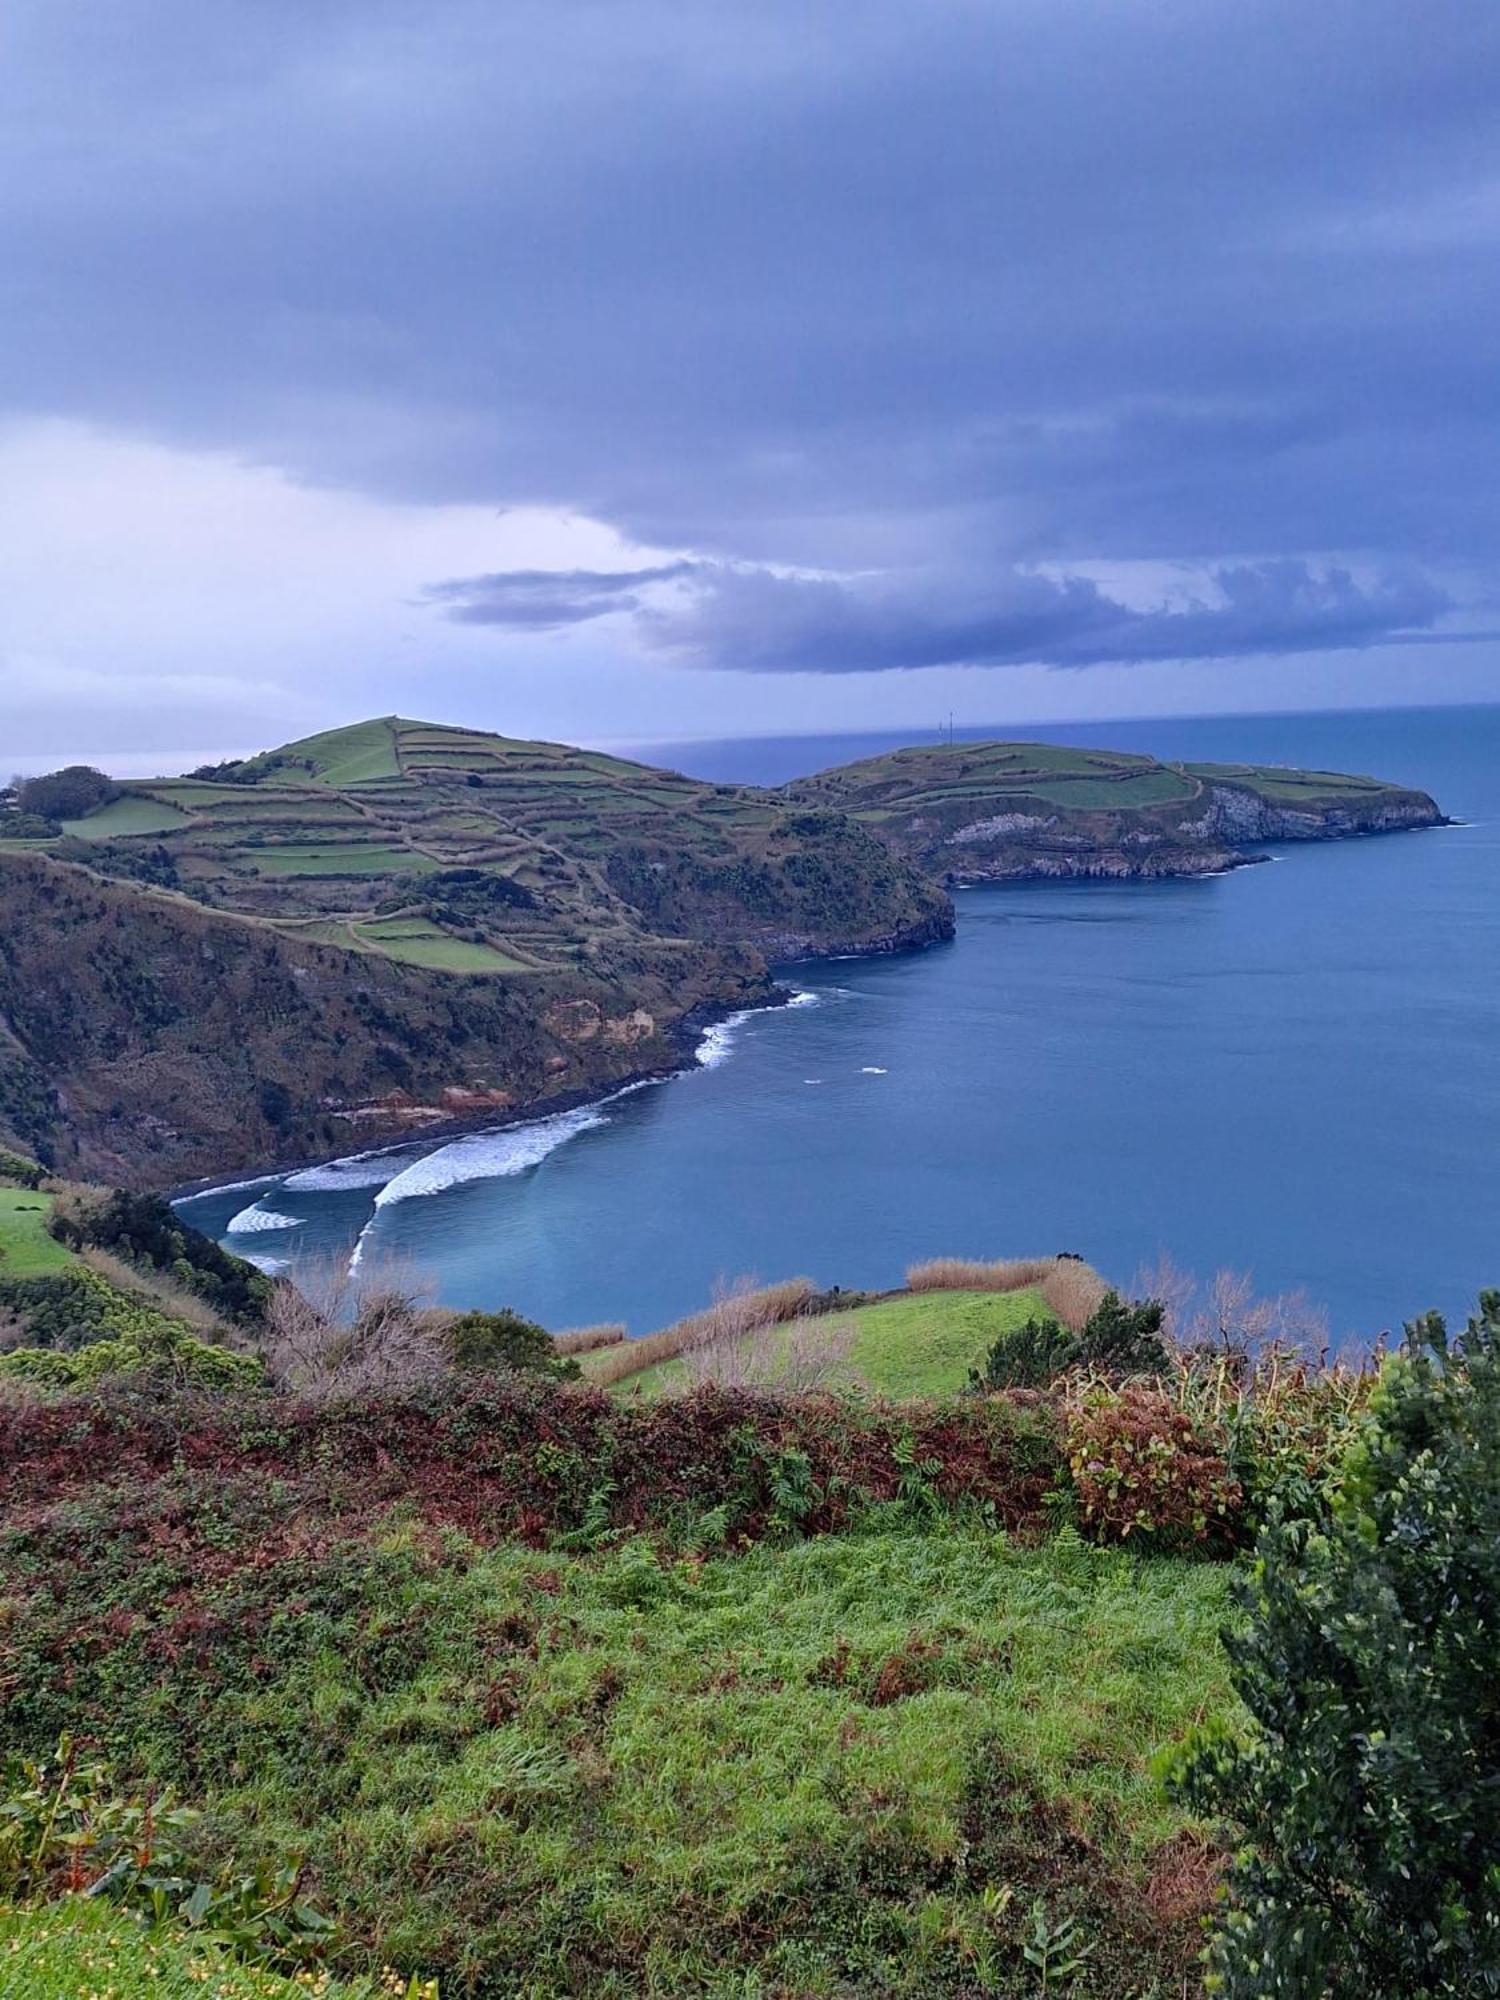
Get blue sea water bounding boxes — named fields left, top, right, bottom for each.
left=178, top=704, right=1500, bottom=1346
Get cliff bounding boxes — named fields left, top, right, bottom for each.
left=781, top=742, right=1445, bottom=884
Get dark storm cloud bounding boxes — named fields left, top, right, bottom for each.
left=4, top=0, right=1498, bottom=683
left=432, top=555, right=1448, bottom=672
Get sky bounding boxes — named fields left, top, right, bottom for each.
left=3, top=0, right=1499, bottom=770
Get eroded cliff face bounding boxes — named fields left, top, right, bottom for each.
left=918, top=779, right=1443, bottom=885
left=0, top=853, right=775, bottom=1186
left=1186, top=782, right=1444, bottom=845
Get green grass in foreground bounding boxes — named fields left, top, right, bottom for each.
left=147, top=1523, right=1231, bottom=1995
left=0, top=1900, right=389, bottom=2000
left=617, top=1287, right=1054, bottom=1398
left=0, top=1190, right=72, bottom=1277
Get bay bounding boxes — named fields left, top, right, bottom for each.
left=178, top=703, right=1499, bottom=1345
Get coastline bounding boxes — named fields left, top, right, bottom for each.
left=167, top=983, right=802, bottom=1207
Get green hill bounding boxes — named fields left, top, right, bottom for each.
left=0, top=717, right=1442, bottom=1181
left=782, top=738, right=1444, bottom=882
left=0, top=720, right=949, bottom=1180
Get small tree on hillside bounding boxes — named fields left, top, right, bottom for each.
left=16, top=766, right=119, bottom=821
left=1167, top=1292, right=1500, bottom=1996
left=1074, top=1290, right=1168, bottom=1375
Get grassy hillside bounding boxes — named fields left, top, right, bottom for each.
left=609, top=1286, right=1055, bottom=1398
left=783, top=739, right=1443, bottom=882
left=0, top=847, right=776, bottom=1182
left=0, top=1378, right=1232, bottom=1998
left=0, top=716, right=1441, bottom=1179
left=0, top=719, right=951, bottom=1178
left=0, top=1189, right=73, bottom=1277
left=12, top=716, right=950, bottom=976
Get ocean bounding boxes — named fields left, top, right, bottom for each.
left=177, top=704, right=1499, bottom=1346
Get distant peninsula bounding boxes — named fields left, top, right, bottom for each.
left=0, top=717, right=1443, bottom=1184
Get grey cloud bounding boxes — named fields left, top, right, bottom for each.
left=428, top=556, right=1450, bottom=673
left=4, top=0, right=1500, bottom=713
left=423, top=563, right=696, bottom=629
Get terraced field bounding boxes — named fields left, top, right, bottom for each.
left=4, top=717, right=949, bottom=982
left=783, top=738, right=1442, bottom=881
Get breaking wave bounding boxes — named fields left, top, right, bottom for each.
left=225, top=1203, right=304, bottom=1235
left=283, top=1146, right=431, bottom=1192
left=697, top=990, right=819, bottom=1069
left=371, top=1104, right=611, bottom=1212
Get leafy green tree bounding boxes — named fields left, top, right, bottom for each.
left=1167, top=1293, right=1500, bottom=1996
left=15, top=766, right=119, bottom=821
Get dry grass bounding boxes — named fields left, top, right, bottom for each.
left=906, top=1255, right=1108, bottom=1332
left=679, top=1291, right=861, bottom=1393
left=77, top=1245, right=234, bottom=1341
left=1036, top=1259, right=1110, bottom=1331
left=588, top=1276, right=816, bottom=1389
left=257, top=1254, right=450, bottom=1399
left=552, top=1322, right=627, bottom=1357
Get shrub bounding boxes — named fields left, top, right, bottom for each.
left=0, top=1265, right=194, bottom=1351
left=1063, top=1380, right=1241, bottom=1548
left=48, top=1187, right=272, bottom=1325
left=257, top=1261, right=447, bottom=1398
left=0, top=1737, right=338, bottom=1969
left=969, top=1292, right=1168, bottom=1394
left=444, top=1306, right=580, bottom=1379
left=1166, top=1293, right=1500, bottom=1996
left=0, top=1325, right=262, bottom=1391
left=1073, top=1290, right=1169, bottom=1376
left=1174, top=1344, right=1373, bottom=1527
left=969, top=1315, right=1077, bottom=1391
left=0, top=1146, right=45, bottom=1189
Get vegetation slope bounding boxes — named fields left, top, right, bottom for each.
left=0, top=718, right=1441, bottom=1181
left=782, top=739, right=1444, bottom=882
left=0, top=719, right=949, bottom=1181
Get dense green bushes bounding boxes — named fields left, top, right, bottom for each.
left=49, top=1187, right=272, bottom=1324
left=443, top=1305, right=580, bottom=1379
left=0, top=1146, right=45, bottom=1189
left=0, top=1266, right=262, bottom=1388
left=14, top=764, right=119, bottom=820
left=970, top=1290, right=1170, bottom=1391
left=1168, top=1293, right=1500, bottom=1996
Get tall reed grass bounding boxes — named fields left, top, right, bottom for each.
left=552, top=1322, right=627, bottom=1357
left=905, top=1255, right=1109, bottom=1331
left=587, top=1277, right=815, bottom=1388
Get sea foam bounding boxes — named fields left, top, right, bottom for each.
left=225, top=1203, right=304, bottom=1234
left=371, top=1103, right=611, bottom=1211
left=697, top=990, right=819, bottom=1069
left=283, top=1146, right=430, bottom=1192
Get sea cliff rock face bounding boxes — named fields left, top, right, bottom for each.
left=1186, top=781, right=1444, bottom=845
